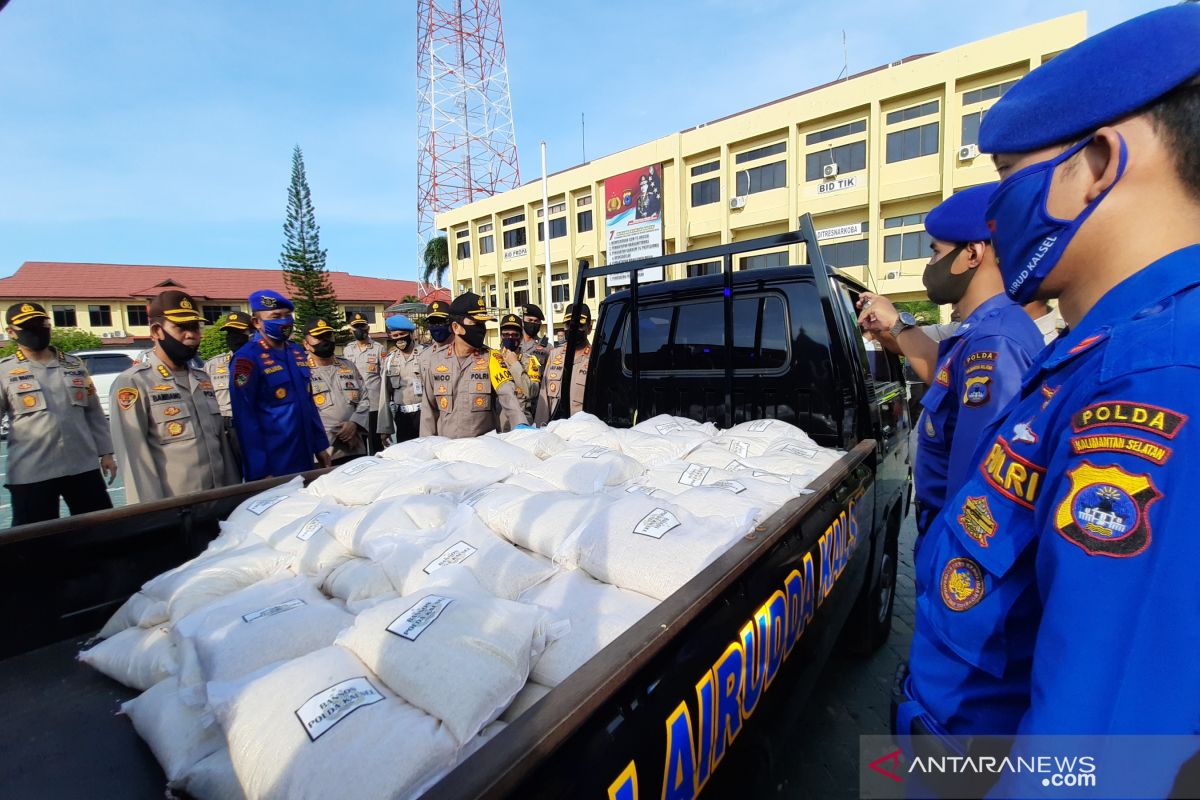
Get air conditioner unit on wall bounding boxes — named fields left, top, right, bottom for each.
left=552, top=302, right=565, bottom=313
left=823, top=163, right=839, bottom=179
left=729, top=196, right=746, bottom=209
left=958, top=144, right=980, bottom=161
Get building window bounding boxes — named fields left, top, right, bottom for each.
left=963, top=80, right=1017, bottom=106
left=576, top=195, right=591, bottom=207
left=886, top=100, right=939, bottom=125
left=537, top=202, right=567, bottom=218
left=886, top=122, right=940, bottom=163
left=479, top=235, right=495, bottom=254
left=551, top=284, right=572, bottom=303
left=805, top=119, right=867, bottom=146
left=961, top=110, right=985, bottom=147
left=511, top=278, right=529, bottom=308
left=126, top=305, right=149, bottom=328
left=805, top=140, right=867, bottom=181
left=502, top=213, right=525, bottom=226
left=735, top=141, right=786, bottom=165
left=686, top=260, right=722, bottom=277
left=884, top=231, right=933, bottom=262
left=820, top=239, right=869, bottom=268
left=884, top=212, right=927, bottom=229
left=455, top=228, right=469, bottom=239
left=52, top=305, right=77, bottom=327
left=537, top=217, right=567, bottom=241
left=735, top=161, right=786, bottom=195
left=478, top=222, right=494, bottom=233
left=456, top=241, right=471, bottom=259
left=343, top=306, right=376, bottom=323
left=690, top=161, right=720, bottom=176
left=503, top=228, right=527, bottom=249
left=740, top=251, right=788, bottom=270
left=199, top=304, right=239, bottom=325
left=577, top=209, right=593, bottom=233
left=691, top=177, right=720, bottom=207
left=88, top=304, right=112, bottom=326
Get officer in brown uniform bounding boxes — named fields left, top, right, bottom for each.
left=376, top=314, right=423, bottom=445
left=418, top=292, right=527, bottom=438
left=303, top=318, right=370, bottom=464
left=205, top=310, right=253, bottom=419
left=499, top=313, right=541, bottom=419
left=344, top=312, right=386, bottom=454
left=0, top=302, right=116, bottom=525
left=535, top=303, right=592, bottom=425
left=519, top=302, right=551, bottom=367
left=110, top=291, right=240, bottom=504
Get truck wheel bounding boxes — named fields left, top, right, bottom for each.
left=842, top=510, right=899, bottom=655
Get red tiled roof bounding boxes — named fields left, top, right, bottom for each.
left=0, top=262, right=420, bottom=305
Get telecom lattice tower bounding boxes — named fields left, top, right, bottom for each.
left=416, top=0, right=521, bottom=286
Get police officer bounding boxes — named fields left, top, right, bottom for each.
left=344, top=312, right=386, bottom=455
left=109, top=291, right=240, bottom=503
left=230, top=290, right=331, bottom=481
left=303, top=318, right=370, bottom=465
left=421, top=299, right=453, bottom=358
left=377, top=314, right=423, bottom=445
left=499, top=313, right=541, bottom=419
left=519, top=302, right=550, bottom=367
left=858, top=185, right=1043, bottom=539
left=205, top=310, right=253, bottom=418
left=418, top=292, right=526, bottom=438
left=535, top=303, right=592, bottom=425
left=898, top=7, right=1200, bottom=795
left=0, top=302, right=115, bottom=525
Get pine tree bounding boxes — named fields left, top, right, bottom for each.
left=281, top=146, right=341, bottom=330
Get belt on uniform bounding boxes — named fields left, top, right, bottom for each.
left=398, top=403, right=420, bottom=414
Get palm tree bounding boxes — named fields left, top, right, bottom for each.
left=421, top=236, right=449, bottom=286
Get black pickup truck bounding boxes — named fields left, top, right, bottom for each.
left=0, top=216, right=911, bottom=799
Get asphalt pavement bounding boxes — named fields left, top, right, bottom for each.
left=0, top=441, right=127, bottom=528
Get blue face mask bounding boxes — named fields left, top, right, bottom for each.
left=429, top=323, right=451, bottom=343
left=260, top=315, right=294, bottom=342
left=986, top=135, right=1128, bottom=304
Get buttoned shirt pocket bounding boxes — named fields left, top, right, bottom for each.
left=262, top=367, right=293, bottom=405
left=311, top=376, right=332, bottom=409
left=11, top=380, right=47, bottom=416
left=151, top=401, right=197, bottom=445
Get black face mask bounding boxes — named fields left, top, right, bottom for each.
left=225, top=331, right=250, bottom=352
left=523, top=321, right=541, bottom=338
left=352, top=328, right=368, bottom=341
left=158, top=329, right=199, bottom=366
left=501, top=336, right=520, bottom=352
left=922, top=245, right=974, bottom=306
left=568, top=329, right=589, bottom=347
left=15, top=327, right=51, bottom=352
left=311, top=340, right=336, bottom=358
left=429, top=324, right=452, bottom=344
left=458, top=322, right=487, bottom=351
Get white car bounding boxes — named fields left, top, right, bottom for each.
left=70, top=349, right=143, bottom=416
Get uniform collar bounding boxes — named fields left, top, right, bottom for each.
left=944, top=293, right=1013, bottom=342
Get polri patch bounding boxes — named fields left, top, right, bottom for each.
left=1071, top=401, right=1186, bottom=439
left=957, top=496, right=997, bottom=548
left=980, top=436, right=1045, bottom=509
left=116, top=387, right=139, bottom=410
left=940, top=558, right=985, bottom=611
left=1054, top=462, right=1160, bottom=558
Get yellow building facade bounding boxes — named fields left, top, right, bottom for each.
left=437, top=14, right=1086, bottom=322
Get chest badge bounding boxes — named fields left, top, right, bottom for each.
left=940, top=557, right=985, bottom=611
left=438, top=396, right=449, bottom=409
left=73, top=390, right=85, bottom=402
left=1054, top=462, right=1160, bottom=558
left=275, top=387, right=288, bottom=399
left=21, top=395, right=36, bottom=408
left=163, top=406, right=181, bottom=417
left=116, top=387, right=139, bottom=410
left=957, top=496, right=997, bottom=548
left=16, top=382, right=32, bottom=391
left=152, top=384, right=172, bottom=391
left=436, top=364, right=449, bottom=373
left=166, top=421, right=185, bottom=437
left=1012, top=420, right=1038, bottom=444
left=923, top=415, right=936, bottom=439
left=314, top=393, right=327, bottom=406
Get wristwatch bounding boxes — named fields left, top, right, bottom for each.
left=889, top=311, right=918, bottom=338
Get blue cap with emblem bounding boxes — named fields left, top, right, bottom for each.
left=249, top=290, right=294, bottom=312
left=924, top=183, right=997, bottom=244
left=980, top=4, right=1200, bottom=153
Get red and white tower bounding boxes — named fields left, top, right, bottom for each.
left=416, top=0, right=521, bottom=280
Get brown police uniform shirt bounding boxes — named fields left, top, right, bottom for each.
left=205, top=350, right=234, bottom=417
left=376, top=346, right=424, bottom=435
left=418, top=345, right=527, bottom=439
left=534, top=343, right=590, bottom=426
left=309, top=356, right=371, bottom=461
left=109, top=351, right=239, bottom=504
left=344, top=339, right=387, bottom=413
left=0, top=348, right=113, bottom=485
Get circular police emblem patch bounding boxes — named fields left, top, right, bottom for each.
left=275, top=387, right=287, bottom=399
left=21, top=395, right=36, bottom=408
left=923, top=414, right=936, bottom=439
left=438, top=397, right=449, bottom=409
left=940, top=558, right=985, bottom=611
left=314, top=393, right=327, bottom=406
left=166, top=421, right=184, bottom=437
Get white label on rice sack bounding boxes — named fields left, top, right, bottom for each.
left=296, top=513, right=334, bottom=542
left=423, top=541, right=478, bottom=574
left=463, top=487, right=496, bottom=508
left=710, top=480, right=747, bottom=494
left=747, top=420, right=773, bottom=432
left=246, top=495, right=286, bottom=516
left=726, top=460, right=750, bottom=472
left=340, top=460, right=378, bottom=477
left=655, top=422, right=683, bottom=434
left=295, top=677, right=385, bottom=741
left=728, top=439, right=751, bottom=458
left=625, top=484, right=657, bottom=496
left=386, top=595, right=455, bottom=641
left=633, top=508, right=681, bottom=539
left=678, top=464, right=710, bottom=487
left=242, top=598, right=307, bottom=623
left=581, top=446, right=607, bottom=459
left=776, top=443, right=818, bottom=459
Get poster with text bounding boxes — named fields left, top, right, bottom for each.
left=604, top=163, right=664, bottom=286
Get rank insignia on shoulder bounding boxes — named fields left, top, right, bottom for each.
left=157, top=364, right=171, bottom=379
left=963, top=375, right=991, bottom=407
left=1054, top=462, right=1161, bottom=558
left=275, top=387, right=287, bottom=399
left=940, top=558, right=985, bottom=611
left=1071, top=401, right=1186, bottom=439
left=957, top=496, right=997, bottom=548
left=116, top=387, right=139, bottom=410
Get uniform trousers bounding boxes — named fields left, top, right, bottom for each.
left=8, top=469, right=112, bottom=527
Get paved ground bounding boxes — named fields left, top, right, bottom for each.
left=780, top=511, right=918, bottom=799
left=0, top=441, right=127, bottom=528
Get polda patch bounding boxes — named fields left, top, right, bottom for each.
left=1071, top=401, right=1186, bottom=439
left=1054, top=462, right=1160, bottom=558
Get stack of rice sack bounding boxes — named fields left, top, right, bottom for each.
left=79, top=413, right=841, bottom=799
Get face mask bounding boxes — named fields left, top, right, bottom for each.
left=260, top=315, right=294, bottom=342
left=311, top=340, right=336, bottom=358
left=429, top=324, right=452, bottom=344
left=523, top=321, right=541, bottom=338
left=225, top=331, right=250, bottom=352
left=15, top=327, right=51, bottom=351
left=922, top=245, right=973, bottom=306
left=458, top=322, right=487, bottom=351
left=568, top=329, right=589, bottom=347
left=158, top=328, right=199, bottom=365
left=392, top=334, right=412, bottom=350
left=501, top=336, right=520, bottom=352
left=987, top=135, right=1128, bottom=303
left=352, top=328, right=368, bottom=341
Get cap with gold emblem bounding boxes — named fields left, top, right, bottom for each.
left=148, top=290, right=206, bottom=324
left=219, top=310, right=252, bottom=331
left=561, top=304, right=593, bottom=326
left=499, top=313, right=523, bottom=331
left=349, top=313, right=370, bottom=328
left=426, top=299, right=451, bottom=322
left=449, top=291, right=495, bottom=322
left=6, top=302, right=50, bottom=328
left=303, top=319, right=336, bottom=338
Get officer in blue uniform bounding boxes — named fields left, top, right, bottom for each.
left=897, top=6, right=1200, bottom=796
left=229, top=290, right=331, bottom=481
left=859, top=185, right=1042, bottom=539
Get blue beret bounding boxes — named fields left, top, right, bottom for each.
left=924, top=183, right=997, bottom=243
left=980, top=5, right=1200, bottom=153
left=385, top=314, right=415, bottom=331
left=248, top=290, right=293, bottom=312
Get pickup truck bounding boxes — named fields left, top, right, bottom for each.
left=0, top=216, right=912, bottom=799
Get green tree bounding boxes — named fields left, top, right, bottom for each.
left=0, top=327, right=102, bottom=357
left=280, top=146, right=341, bottom=330
left=421, top=236, right=449, bottom=286
left=401, top=294, right=419, bottom=303
left=896, top=299, right=941, bottom=325
left=197, top=321, right=229, bottom=361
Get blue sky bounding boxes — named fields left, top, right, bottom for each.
left=0, top=0, right=1161, bottom=282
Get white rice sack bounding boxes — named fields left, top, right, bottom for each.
left=97, top=591, right=167, bottom=638
left=262, top=497, right=353, bottom=579
left=755, top=438, right=844, bottom=472
left=521, top=570, right=657, bottom=687
left=371, top=509, right=556, bottom=599
left=142, top=544, right=292, bottom=623
left=518, top=445, right=644, bottom=493
left=611, top=429, right=704, bottom=467
left=209, top=646, right=456, bottom=800
left=683, top=442, right=757, bottom=471
left=544, top=411, right=625, bottom=449
left=78, top=624, right=177, bottom=690
left=471, top=489, right=614, bottom=567
left=636, top=462, right=803, bottom=510
left=630, top=413, right=718, bottom=435
left=335, top=567, right=555, bottom=745
left=575, top=494, right=754, bottom=600
left=303, top=457, right=422, bottom=505
left=320, top=558, right=398, bottom=604
left=489, top=427, right=570, bottom=459
left=168, top=747, right=246, bottom=800
left=120, top=677, right=223, bottom=781
left=332, top=494, right=458, bottom=556
left=379, top=435, right=447, bottom=462
left=225, top=476, right=324, bottom=538
left=500, top=682, right=553, bottom=723
left=501, top=471, right=560, bottom=493
left=673, top=486, right=771, bottom=526
left=425, top=721, right=508, bottom=789
left=710, top=418, right=818, bottom=458
left=373, top=459, right=509, bottom=501
left=433, top=436, right=540, bottom=470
